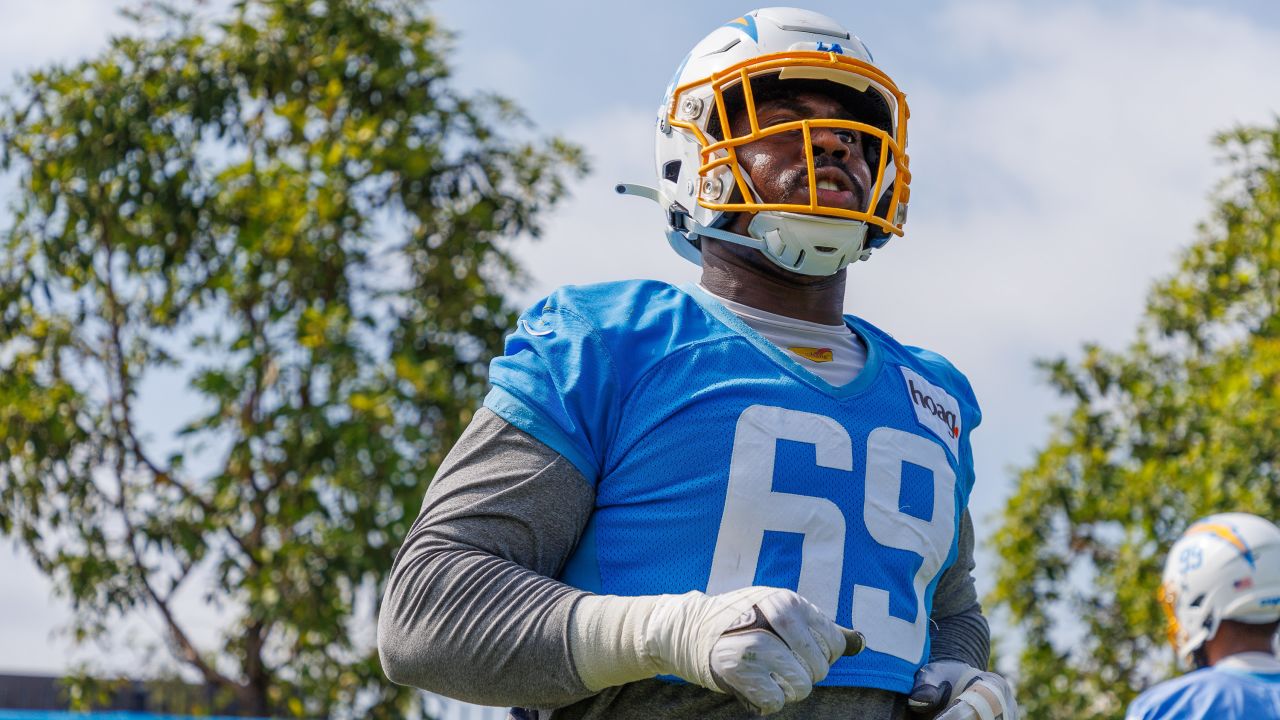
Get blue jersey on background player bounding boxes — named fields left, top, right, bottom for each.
left=1126, top=654, right=1280, bottom=719
left=486, top=280, right=979, bottom=691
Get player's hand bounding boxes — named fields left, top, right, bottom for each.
left=907, top=661, right=1019, bottom=720
left=646, top=586, right=856, bottom=716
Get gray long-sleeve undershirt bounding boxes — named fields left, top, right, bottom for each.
left=378, top=408, right=989, bottom=719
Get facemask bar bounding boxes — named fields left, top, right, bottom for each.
left=704, top=116, right=899, bottom=216
left=1158, top=581, right=1183, bottom=652
left=667, top=51, right=911, bottom=236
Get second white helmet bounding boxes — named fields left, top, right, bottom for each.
left=1159, top=512, right=1280, bottom=666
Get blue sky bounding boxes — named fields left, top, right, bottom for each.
left=3, top=0, right=1280, bottom=681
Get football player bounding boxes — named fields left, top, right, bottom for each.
left=379, top=8, right=1017, bottom=718
left=1126, top=512, right=1280, bottom=719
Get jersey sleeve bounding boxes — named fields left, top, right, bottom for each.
left=485, top=292, right=620, bottom=483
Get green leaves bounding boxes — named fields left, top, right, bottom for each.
left=991, top=121, right=1280, bottom=719
left=0, top=0, right=586, bottom=716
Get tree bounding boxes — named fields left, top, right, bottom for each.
left=0, top=0, right=585, bottom=716
left=990, top=121, right=1280, bottom=719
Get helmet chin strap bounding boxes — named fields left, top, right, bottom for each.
left=686, top=217, right=772, bottom=255
left=616, top=182, right=873, bottom=276
left=617, top=182, right=769, bottom=256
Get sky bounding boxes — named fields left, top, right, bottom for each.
left=2, top=0, right=1280, bottom=684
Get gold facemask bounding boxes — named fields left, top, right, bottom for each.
left=1158, top=580, right=1183, bottom=651
left=666, top=50, right=911, bottom=238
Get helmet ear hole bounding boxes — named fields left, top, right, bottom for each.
left=663, top=160, right=682, bottom=184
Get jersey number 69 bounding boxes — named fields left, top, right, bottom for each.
left=706, top=404, right=957, bottom=663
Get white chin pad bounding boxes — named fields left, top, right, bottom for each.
left=747, top=211, right=870, bottom=276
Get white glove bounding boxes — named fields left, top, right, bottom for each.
left=647, top=586, right=847, bottom=715
left=907, top=661, right=1019, bottom=720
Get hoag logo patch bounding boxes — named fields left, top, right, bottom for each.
left=899, top=366, right=961, bottom=458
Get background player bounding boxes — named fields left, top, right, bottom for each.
left=1126, top=512, right=1280, bottom=719
left=379, top=8, right=1017, bottom=718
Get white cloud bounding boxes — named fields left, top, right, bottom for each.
left=508, top=106, right=700, bottom=304
left=0, top=1, right=132, bottom=82
left=886, top=1, right=1280, bottom=524
left=897, top=0, right=1280, bottom=352
left=0, top=553, right=67, bottom=674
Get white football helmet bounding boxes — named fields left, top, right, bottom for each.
left=1159, top=512, right=1280, bottom=666
left=617, top=7, right=910, bottom=276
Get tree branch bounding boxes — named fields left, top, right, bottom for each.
left=97, top=222, right=260, bottom=567
left=98, top=223, right=237, bottom=692
left=119, top=477, right=237, bottom=692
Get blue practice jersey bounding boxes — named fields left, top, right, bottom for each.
left=1127, top=663, right=1280, bottom=719
left=484, top=281, right=980, bottom=693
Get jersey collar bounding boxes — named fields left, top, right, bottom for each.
left=681, top=283, right=883, bottom=399
left=1217, top=652, right=1280, bottom=674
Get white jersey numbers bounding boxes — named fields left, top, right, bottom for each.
left=708, top=405, right=851, bottom=617
left=857, top=427, right=956, bottom=661
left=707, top=405, right=958, bottom=663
